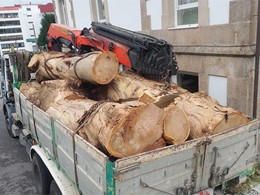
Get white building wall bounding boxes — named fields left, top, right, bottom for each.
left=53, top=0, right=72, bottom=27
left=0, top=10, right=25, bottom=55
left=208, top=0, right=230, bottom=25
left=73, top=0, right=92, bottom=29
left=53, top=0, right=142, bottom=31
left=53, top=0, right=62, bottom=24
left=107, top=0, right=142, bottom=31
left=19, top=5, right=42, bottom=51
left=64, top=0, right=74, bottom=27
left=146, top=0, right=162, bottom=30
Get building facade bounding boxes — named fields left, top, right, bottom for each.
left=0, top=3, right=54, bottom=56
left=52, top=0, right=260, bottom=119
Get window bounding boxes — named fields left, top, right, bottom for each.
left=0, top=35, right=23, bottom=41
left=28, top=21, right=33, bottom=24
left=0, top=28, right=22, bottom=34
left=175, top=0, right=198, bottom=27
left=96, top=0, right=106, bottom=21
left=27, top=15, right=32, bottom=17
left=1, top=42, right=25, bottom=49
left=26, top=8, right=31, bottom=11
left=177, top=72, right=199, bottom=92
left=0, top=13, right=18, bottom=19
left=0, top=20, right=20, bottom=26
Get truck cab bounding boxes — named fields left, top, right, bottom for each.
left=1, top=51, right=31, bottom=138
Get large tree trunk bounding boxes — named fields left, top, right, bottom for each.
left=20, top=80, right=85, bottom=111
left=107, top=70, right=187, bottom=103
left=174, top=92, right=250, bottom=138
left=47, top=99, right=165, bottom=158
left=163, top=104, right=190, bottom=144
left=107, top=70, right=190, bottom=144
left=82, top=102, right=165, bottom=158
left=107, top=71, right=250, bottom=140
left=21, top=80, right=165, bottom=158
left=28, top=51, right=119, bottom=84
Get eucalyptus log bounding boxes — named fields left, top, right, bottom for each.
left=20, top=80, right=85, bottom=111
left=21, top=80, right=165, bottom=158
left=163, top=104, right=190, bottom=144
left=46, top=98, right=95, bottom=130
left=107, top=70, right=190, bottom=144
left=174, top=92, right=250, bottom=138
left=28, top=51, right=119, bottom=84
left=108, top=70, right=187, bottom=103
left=47, top=100, right=165, bottom=158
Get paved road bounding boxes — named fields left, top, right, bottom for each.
left=0, top=99, right=37, bottom=195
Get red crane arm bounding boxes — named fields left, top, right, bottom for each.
left=47, top=23, right=132, bottom=68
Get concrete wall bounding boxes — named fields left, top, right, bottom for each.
left=176, top=54, right=254, bottom=116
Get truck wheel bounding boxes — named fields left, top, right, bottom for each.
left=5, top=113, right=16, bottom=138
left=32, top=153, right=52, bottom=194
left=50, top=180, right=62, bottom=195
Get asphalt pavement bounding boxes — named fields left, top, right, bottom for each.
left=0, top=99, right=37, bottom=195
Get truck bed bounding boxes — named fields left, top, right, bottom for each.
left=14, top=88, right=260, bottom=194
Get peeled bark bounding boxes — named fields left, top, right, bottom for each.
left=46, top=98, right=95, bottom=130
left=107, top=70, right=187, bottom=103
left=21, top=80, right=165, bottom=158
left=108, top=71, right=190, bottom=144
left=20, top=80, right=85, bottom=111
left=82, top=102, right=165, bottom=158
left=28, top=51, right=119, bottom=84
left=174, top=92, right=250, bottom=138
left=46, top=100, right=165, bottom=158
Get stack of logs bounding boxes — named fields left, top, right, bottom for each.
left=20, top=51, right=249, bottom=158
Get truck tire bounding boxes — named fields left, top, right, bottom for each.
left=32, top=153, right=52, bottom=194
left=4, top=111, right=16, bottom=138
left=50, top=180, right=62, bottom=195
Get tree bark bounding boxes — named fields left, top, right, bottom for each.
left=107, top=70, right=187, bottom=103
left=21, top=80, right=165, bottom=158
left=174, top=92, right=250, bottom=138
left=46, top=100, right=165, bottom=158
left=107, top=70, right=190, bottom=144
left=80, top=102, right=165, bottom=158
left=28, top=51, right=119, bottom=85
left=20, top=80, right=85, bottom=111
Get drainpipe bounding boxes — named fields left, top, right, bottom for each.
left=253, top=0, right=260, bottom=118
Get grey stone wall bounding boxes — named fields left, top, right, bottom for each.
left=140, top=0, right=259, bottom=118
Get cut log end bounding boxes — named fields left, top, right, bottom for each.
left=163, top=105, right=190, bottom=144
left=213, top=112, right=250, bottom=134
left=102, top=103, right=164, bottom=158
left=93, top=52, right=119, bottom=84
left=27, top=53, right=39, bottom=71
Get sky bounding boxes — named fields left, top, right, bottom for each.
left=0, top=0, right=52, bottom=6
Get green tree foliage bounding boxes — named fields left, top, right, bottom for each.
left=37, top=13, right=55, bottom=46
